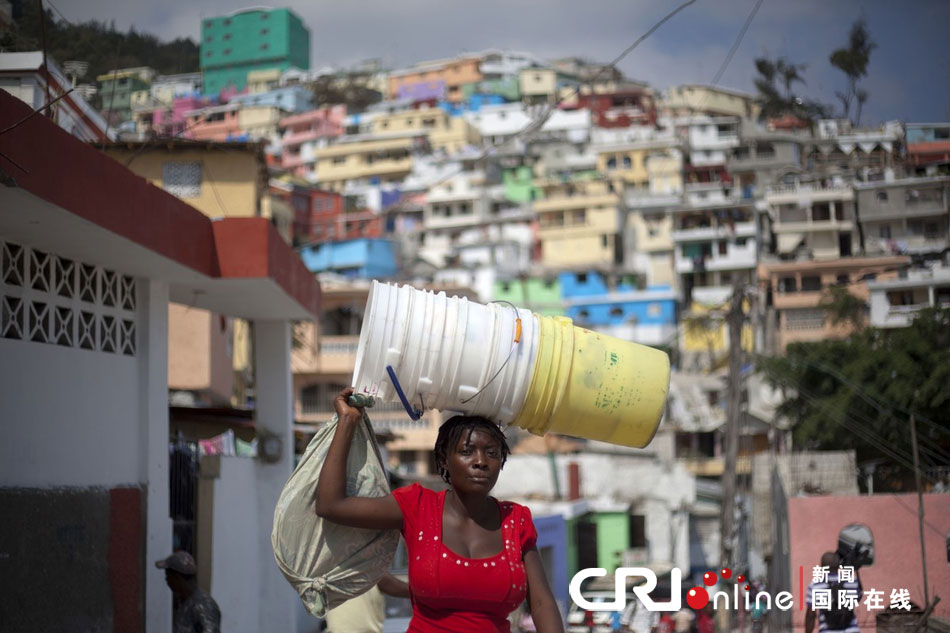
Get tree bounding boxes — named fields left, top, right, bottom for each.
left=752, top=55, right=830, bottom=122
left=758, top=308, right=950, bottom=492
left=830, top=19, right=876, bottom=125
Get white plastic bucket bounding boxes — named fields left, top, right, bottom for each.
left=352, top=281, right=539, bottom=424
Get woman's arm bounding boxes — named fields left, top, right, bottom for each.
left=314, top=387, right=403, bottom=530
left=524, top=547, right=565, bottom=633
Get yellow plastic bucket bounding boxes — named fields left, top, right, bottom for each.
left=508, top=315, right=670, bottom=448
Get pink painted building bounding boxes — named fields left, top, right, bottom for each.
left=278, top=105, right=346, bottom=178
left=788, top=494, right=950, bottom=633
left=135, top=95, right=217, bottom=138
left=184, top=102, right=241, bottom=142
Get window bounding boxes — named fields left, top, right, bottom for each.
left=801, top=276, right=822, bottom=292
left=778, top=276, right=797, bottom=293
left=223, top=33, right=231, bottom=40
left=785, top=308, right=826, bottom=330
left=879, top=225, right=891, bottom=239
left=261, top=28, right=269, bottom=34
left=260, top=44, right=269, bottom=50
left=224, top=18, right=231, bottom=25
left=601, top=235, right=610, bottom=248
left=876, top=191, right=888, bottom=202
left=718, top=241, right=728, bottom=255
left=836, top=274, right=849, bottom=285
left=629, top=515, right=646, bottom=548
left=261, top=12, right=268, bottom=19
left=162, top=162, right=202, bottom=198
left=223, top=49, right=231, bottom=56
left=622, top=156, right=632, bottom=169
left=606, top=157, right=617, bottom=170
left=205, top=36, right=213, bottom=42
left=332, top=156, right=346, bottom=164
left=609, top=306, right=624, bottom=318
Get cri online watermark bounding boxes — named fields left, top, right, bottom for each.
left=569, top=566, right=914, bottom=613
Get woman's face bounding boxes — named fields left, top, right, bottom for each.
left=444, top=427, right=503, bottom=493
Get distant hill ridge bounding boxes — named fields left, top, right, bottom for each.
left=1, top=0, right=199, bottom=95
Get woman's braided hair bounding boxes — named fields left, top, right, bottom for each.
left=434, top=415, right=510, bottom=484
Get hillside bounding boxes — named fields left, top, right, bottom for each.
left=0, top=1, right=199, bottom=86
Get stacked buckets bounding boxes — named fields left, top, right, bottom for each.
left=352, top=281, right=671, bottom=448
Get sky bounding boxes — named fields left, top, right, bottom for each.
left=54, top=0, right=950, bottom=125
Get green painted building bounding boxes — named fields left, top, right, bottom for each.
left=493, top=278, right=564, bottom=316
left=502, top=166, right=542, bottom=203
left=461, top=77, right=521, bottom=102
left=200, top=8, right=310, bottom=96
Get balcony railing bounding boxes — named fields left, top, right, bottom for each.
left=318, top=339, right=360, bottom=355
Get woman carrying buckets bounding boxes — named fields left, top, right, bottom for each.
left=316, top=387, right=566, bottom=633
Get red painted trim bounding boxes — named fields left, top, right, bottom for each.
left=799, top=565, right=804, bottom=611
left=0, top=89, right=219, bottom=277
left=212, top=217, right=321, bottom=316
left=109, top=487, right=143, bottom=633
left=0, top=90, right=321, bottom=318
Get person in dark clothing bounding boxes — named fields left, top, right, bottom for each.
left=156, top=550, right=221, bottom=633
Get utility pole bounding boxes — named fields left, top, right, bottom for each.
left=909, top=404, right=930, bottom=606
left=721, top=280, right=744, bottom=576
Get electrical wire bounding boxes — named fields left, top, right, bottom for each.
left=772, top=375, right=947, bottom=484
left=367, top=0, right=700, bottom=232
left=710, top=0, right=765, bottom=85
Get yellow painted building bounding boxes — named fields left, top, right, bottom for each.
left=681, top=300, right=755, bottom=361
left=312, top=134, right=416, bottom=191
left=99, top=140, right=279, bottom=404
left=101, top=140, right=267, bottom=218
left=369, top=108, right=480, bottom=154
left=596, top=142, right=683, bottom=193
left=534, top=180, right=621, bottom=268
left=662, top=84, right=760, bottom=119
left=238, top=105, right=285, bottom=141
left=520, top=68, right=558, bottom=101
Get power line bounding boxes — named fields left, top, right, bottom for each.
left=773, top=376, right=947, bottom=485
left=358, top=0, right=699, bottom=236
left=44, top=0, right=74, bottom=26
left=710, top=0, right=765, bottom=85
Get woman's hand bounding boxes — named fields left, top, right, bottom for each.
left=315, top=387, right=403, bottom=531
left=334, top=387, right=363, bottom=426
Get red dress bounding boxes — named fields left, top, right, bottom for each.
left=392, top=483, right=538, bottom=633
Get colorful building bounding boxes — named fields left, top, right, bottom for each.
left=200, top=8, right=310, bottom=96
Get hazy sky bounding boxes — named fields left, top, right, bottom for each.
left=55, top=0, right=950, bottom=124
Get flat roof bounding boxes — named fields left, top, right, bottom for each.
left=0, top=89, right=319, bottom=320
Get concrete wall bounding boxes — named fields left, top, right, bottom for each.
left=788, top=494, right=950, bottom=633
left=0, top=239, right=172, bottom=631
left=205, top=456, right=265, bottom=633
left=168, top=304, right=233, bottom=404
left=0, top=486, right=143, bottom=632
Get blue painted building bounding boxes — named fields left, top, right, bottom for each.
left=299, top=238, right=398, bottom=279
left=557, top=272, right=678, bottom=346
left=227, top=85, right=313, bottom=114
left=439, top=94, right=507, bottom=117
left=533, top=513, right=569, bottom=617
